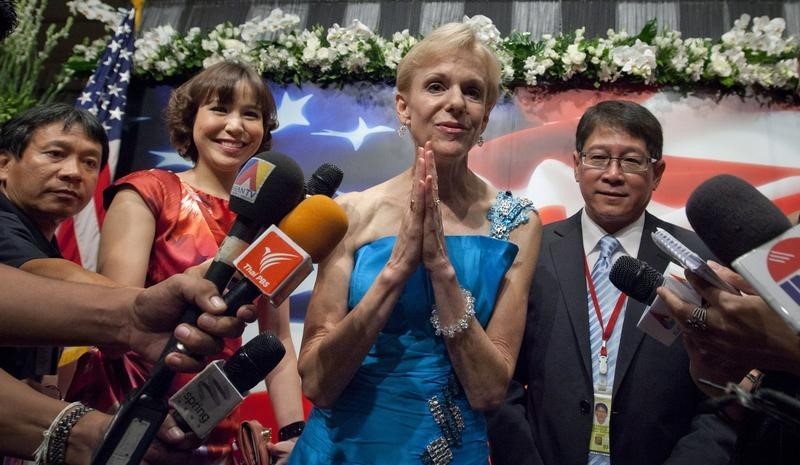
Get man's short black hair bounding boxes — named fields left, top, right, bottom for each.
left=575, top=100, right=663, bottom=161
left=0, top=0, right=17, bottom=42
left=0, top=103, right=109, bottom=168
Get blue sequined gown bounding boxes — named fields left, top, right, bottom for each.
left=289, top=193, right=534, bottom=465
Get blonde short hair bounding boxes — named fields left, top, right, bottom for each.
left=396, top=23, right=501, bottom=109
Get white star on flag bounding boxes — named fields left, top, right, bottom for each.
left=56, top=9, right=136, bottom=271
left=311, top=117, right=394, bottom=151
left=274, top=92, right=312, bottom=132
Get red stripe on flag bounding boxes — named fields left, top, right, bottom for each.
left=56, top=218, right=83, bottom=266
left=94, top=165, right=111, bottom=225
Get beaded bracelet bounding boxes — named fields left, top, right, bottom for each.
left=34, top=402, right=95, bottom=465
left=430, top=287, right=476, bottom=338
left=278, top=421, right=306, bottom=441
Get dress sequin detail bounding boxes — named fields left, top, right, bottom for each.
left=487, top=191, right=536, bottom=240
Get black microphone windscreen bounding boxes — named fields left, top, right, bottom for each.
left=230, top=151, right=305, bottom=227
left=610, top=256, right=664, bottom=304
left=306, top=163, right=344, bottom=198
left=223, top=332, right=286, bottom=393
left=686, top=174, right=791, bottom=266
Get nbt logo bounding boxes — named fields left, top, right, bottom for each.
left=768, top=237, right=800, bottom=305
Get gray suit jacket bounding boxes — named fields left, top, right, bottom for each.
left=488, top=211, right=736, bottom=465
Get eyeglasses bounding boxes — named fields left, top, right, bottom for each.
left=579, top=152, right=657, bottom=173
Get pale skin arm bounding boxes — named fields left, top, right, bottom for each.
left=298, top=155, right=428, bottom=408
left=257, top=298, right=304, bottom=465
left=420, top=146, right=542, bottom=411
left=98, top=188, right=156, bottom=287
left=299, top=145, right=542, bottom=411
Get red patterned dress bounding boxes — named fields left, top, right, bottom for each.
left=68, top=169, right=241, bottom=462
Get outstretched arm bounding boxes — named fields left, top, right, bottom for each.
left=0, top=267, right=254, bottom=372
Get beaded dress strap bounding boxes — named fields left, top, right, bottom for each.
left=486, top=191, right=537, bottom=240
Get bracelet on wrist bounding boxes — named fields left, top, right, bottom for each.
left=278, top=421, right=306, bottom=441
left=34, top=401, right=95, bottom=465
left=430, top=287, right=476, bottom=338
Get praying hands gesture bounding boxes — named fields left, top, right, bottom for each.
left=393, top=141, right=450, bottom=279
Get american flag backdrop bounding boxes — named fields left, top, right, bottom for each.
left=56, top=9, right=136, bottom=270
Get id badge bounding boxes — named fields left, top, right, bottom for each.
left=589, top=390, right=612, bottom=456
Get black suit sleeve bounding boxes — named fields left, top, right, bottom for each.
left=487, top=379, right=543, bottom=465
left=487, top=292, right=544, bottom=465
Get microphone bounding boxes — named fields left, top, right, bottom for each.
left=169, top=331, right=285, bottom=438
left=610, top=255, right=664, bottom=305
left=91, top=152, right=304, bottom=465
left=223, top=194, right=349, bottom=311
left=206, top=151, right=305, bottom=291
left=305, top=163, right=343, bottom=198
left=610, top=256, right=702, bottom=345
left=686, top=174, right=800, bottom=331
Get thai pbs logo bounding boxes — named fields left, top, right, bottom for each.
left=768, top=237, right=800, bottom=305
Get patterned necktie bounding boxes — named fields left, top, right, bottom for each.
left=588, top=234, right=623, bottom=465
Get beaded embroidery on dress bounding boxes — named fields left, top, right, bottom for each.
left=487, top=190, right=536, bottom=241
left=288, top=192, right=537, bottom=465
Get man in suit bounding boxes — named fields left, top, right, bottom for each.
left=488, top=100, right=736, bottom=465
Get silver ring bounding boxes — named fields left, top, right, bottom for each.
left=686, top=305, right=708, bottom=331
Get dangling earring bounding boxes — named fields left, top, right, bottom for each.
left=397, top=124, right=408, bottom=137
left=477, top=135, right=484, bottom=147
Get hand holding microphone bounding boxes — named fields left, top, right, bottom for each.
left=169, top=331, right=286, bottom=439
left=648, top=175, right=800, bottom=388
left=91, top=151, right=305, bottom=465
left=686, top=174, right=799, bottom=331
left=92, top=160, right=348, bottom=465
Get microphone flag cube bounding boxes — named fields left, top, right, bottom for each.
left=734, top=226, right=800, bottom=332
left=233, top=225, right=312, bottom=306
left=168, top=361, right=244, bottom=438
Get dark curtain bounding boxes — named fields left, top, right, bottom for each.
left=139, top=0, right=800, bottom=39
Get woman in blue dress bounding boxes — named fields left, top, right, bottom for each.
left=290, top=22, right=542, bottom=464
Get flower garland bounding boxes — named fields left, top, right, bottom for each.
left=62, top=4, right=800, bottom=101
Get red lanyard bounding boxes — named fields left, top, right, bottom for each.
left=583, top=257, right=627, bottom=357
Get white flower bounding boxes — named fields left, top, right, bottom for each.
left=201, top=39, right=220, bottom=53
left=203, top=55, right=225, bottom=69
left=610, top=40, right=657, bottom=82
left=709, top=47, right=732, bottom=77
left=68, top=0, right=125, bottom=29
left=563, top=43, right=586, bottom=66
left=222, top=39, right=247, bottom=55
left=152, top=25, right=177, bottom=47
left=462, top=15, right=501, bottom=48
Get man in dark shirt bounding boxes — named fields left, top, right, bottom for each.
left=0, top=103, right=113, bottom=379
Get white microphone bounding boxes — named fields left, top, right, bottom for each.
left=169, top=332, right=285, bottom=438
left=686, top=175, right=800, bottom=332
